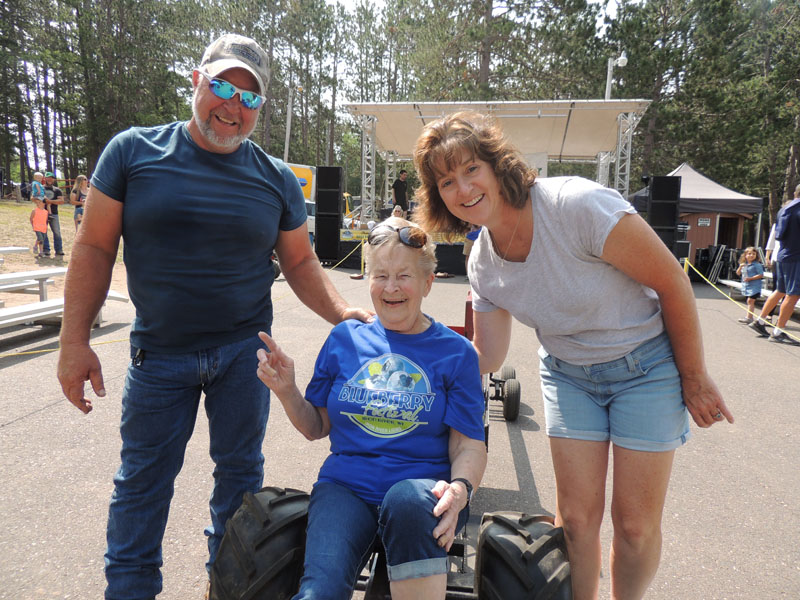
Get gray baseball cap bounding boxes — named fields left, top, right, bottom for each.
left=199, top=34, right=270, bottom=96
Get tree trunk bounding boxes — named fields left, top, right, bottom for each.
left=478, top=0, right=493, bottom=97
left=780, top=112, right=800, bottom=217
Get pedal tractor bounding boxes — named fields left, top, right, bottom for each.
left=210, top=292, right=571, bottom=599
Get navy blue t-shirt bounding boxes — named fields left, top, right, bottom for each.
left=91, top=122, right=307, bottom=352
left=776, top=198, right=800, bottom=263
left=305, top=317, right=485, bottom=505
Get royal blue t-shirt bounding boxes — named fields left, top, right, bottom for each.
left=305, top=317, right=485, bottom=505
left=91, top=122, right=306, bottom=352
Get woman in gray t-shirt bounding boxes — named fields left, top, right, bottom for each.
left=412, top=111, right=733, bottom=600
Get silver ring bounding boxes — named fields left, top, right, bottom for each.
left=713, top=411, right=723, bottom=420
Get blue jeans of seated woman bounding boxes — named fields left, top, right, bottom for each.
left=294, top=479, right=469, bottom=600
left=104, top=336, right=269, bottom=600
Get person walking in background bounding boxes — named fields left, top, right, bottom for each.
left=736, top=247, right=763, bottom=325
left=412, top=111, right=732, bottom=600
left=29, top=196, right=49, bottom=257
left=70, top=174, right=89, bottom=229
left=56, top=33, right=371, bottom=600
left=42, top=171, right=65, bottom=257
left=392, top=169, right=409, bottom=217
left=762, top=218, right=783, bottom=323
left=750, top=184, right=800, bottom=344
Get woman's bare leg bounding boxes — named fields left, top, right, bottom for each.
left=550, top=438, right=610, bottom=600
left=609, top=446, right=675, bottom=600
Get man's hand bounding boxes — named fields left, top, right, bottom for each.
left=57, top=343, right=106, bottom=414
left=340, top=306, right=375, bottom=324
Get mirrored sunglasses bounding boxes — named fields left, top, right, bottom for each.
left=367, top=224, right=427, bottom=249
left=198, top=70, right=265, bottom=110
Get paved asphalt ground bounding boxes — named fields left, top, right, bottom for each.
left=1, top=268, right=798, bottom=599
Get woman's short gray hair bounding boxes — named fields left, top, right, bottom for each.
left=364, top=217, right=438, bottom=276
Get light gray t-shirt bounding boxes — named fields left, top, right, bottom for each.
left=469, top=176, right=664, bottom=365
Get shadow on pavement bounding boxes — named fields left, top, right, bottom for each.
left=0, top=322, right=129, bottom=368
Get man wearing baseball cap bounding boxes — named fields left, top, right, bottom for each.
left=41, top=171, right=65, bottom=256
left=57, top=33, right=371, bottom=599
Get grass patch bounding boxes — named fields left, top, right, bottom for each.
left=0, top=198, right=124, bottom=274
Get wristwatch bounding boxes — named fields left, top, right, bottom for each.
left=450, top=477, right=473, bottom=505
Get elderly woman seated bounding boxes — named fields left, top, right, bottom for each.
left=256, top=216, right=487, bottom=600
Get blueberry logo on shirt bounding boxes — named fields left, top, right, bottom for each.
left=337, top=353, right=435, bottom=438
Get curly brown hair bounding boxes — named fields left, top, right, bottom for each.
left=412, top=111, right=536, bottom=235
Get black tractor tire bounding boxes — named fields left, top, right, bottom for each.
left=210, top=486, right=309, bottom=600
left=499, top=365, right=516, bottom=381
left=475, top=511, right=571, bottom=600
left=502, top=378, right=521, bottom=422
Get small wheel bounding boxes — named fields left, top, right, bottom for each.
left=272, top=258, right=281, bottom=279
left=502, top=379, right=521, bottom=421
left=499, top=365, right=516, bottom=381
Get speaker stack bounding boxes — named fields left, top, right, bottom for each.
left=314, top=166, right=343, bottom=262
left=646, top=176, right=681, bottom=254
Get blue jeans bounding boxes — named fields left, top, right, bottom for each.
left=104, top=335, right=270, bottom=600
left=41, top=213, right=63, bottom=254
left=294, top=479, right=468, bottom=600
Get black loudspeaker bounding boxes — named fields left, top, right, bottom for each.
left=647, top=176, right=680, bottom=226
left=317, top=165, right=343, bottom=190
left=649, top=175, right=681, bottom=201
left=317, top=189, right=341, bottom=214
left=316, top=166, right=343, bottom=216
left=647, top=176, right=681, bottom=251
left=315, top=213, right=341, bottom=261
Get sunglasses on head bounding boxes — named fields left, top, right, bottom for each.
left=367, top=224, right=427, bottom=249
left=198, top=70, right=265, bottom=110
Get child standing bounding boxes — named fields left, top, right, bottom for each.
left=736, top=246, right=764, bottom=324
left=30, top=197, right=49, bottom=257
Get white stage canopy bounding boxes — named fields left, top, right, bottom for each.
left=343, top=99, right=650, bottom=162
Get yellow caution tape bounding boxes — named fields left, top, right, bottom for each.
left=683, top=259, right=800, bottom=344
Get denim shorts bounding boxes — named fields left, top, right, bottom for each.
left=774, top=260, right=800, bottom=295
left=539, top=332, right=690, bottom=452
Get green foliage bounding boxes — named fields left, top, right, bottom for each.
left=1, top=0, right=798, bottom=216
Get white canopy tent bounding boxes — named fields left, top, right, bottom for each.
left=343, top=99, right=651, bottom=211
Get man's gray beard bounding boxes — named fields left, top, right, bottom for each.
left=192, top=94, right=256, bottom=148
